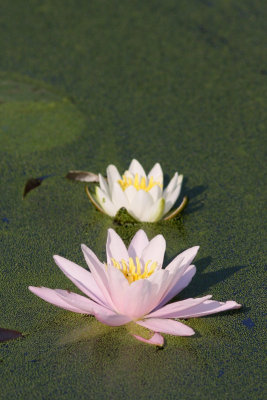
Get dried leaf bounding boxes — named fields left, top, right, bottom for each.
left=23, top=175, right=53, bottom=198
left=66, top=170, right=99, bottom=183
left=163, top=196, right=188, bottom=221
left=0, top=327, right=23, bottom=342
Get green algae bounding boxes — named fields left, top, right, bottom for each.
left=0, top=0, right=266, bottom=399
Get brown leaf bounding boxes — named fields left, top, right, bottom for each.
left=0, top=327, right=23, bottom=342
left=66, top=170, right=99, bottom=183
left=23, top=175, right=53, bottom=198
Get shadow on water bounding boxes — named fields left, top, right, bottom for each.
left=182, top=179, right=207, bottom=215
left=181, top=258, right=247, bottom=299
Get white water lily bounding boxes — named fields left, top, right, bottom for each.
left=91, top=159, right=184, bottom=222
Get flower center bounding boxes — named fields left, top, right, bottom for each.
left=118, top=173, right=162, bottom=192
left=110, top=257, right=157, bottom=284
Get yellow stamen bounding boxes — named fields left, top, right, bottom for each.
left=118, top=173, right=162, bottom=192
left=109, top=256, right=158, bottom=284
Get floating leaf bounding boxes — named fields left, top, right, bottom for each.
left=66, top=170, right=99, bottom=183
left=23, top=175, right=53, bottom=198
left=0, top=327, right=23, bottom=342
left=163, top=196, right=189, bottom=221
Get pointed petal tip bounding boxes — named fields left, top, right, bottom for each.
left=133, top=332, right=165, bottom=346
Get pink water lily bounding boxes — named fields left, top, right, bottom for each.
left=29, top=229, right=241, bottom=346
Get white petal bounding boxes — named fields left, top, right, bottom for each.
left=140, top=234, right=166, bottom=267
left=106, top=228, right=129, bottom=264
left=128, top=159, right=146, bottom=177
left=98, top=173, right=110, bottom=196
left=145, top=197, right=165, bottom=222
left=163, top=172, right=178, bottom=197
left=124, top=185, right=137, bottom=203
left=137, top=318, right=195, bottom=336
left=148, top=163, right=163, bottom=185
left=95, top=187, right=117, bottom=217
left=128, top=190, right=154, bottom=221
left=128, top=230, right=149, bottom=259
left=148, top=185, right=162, bottom=202
left=111, top=182, right=129, bottom=209
left=106, top=164, right=122, bottom=191
left=163, top=183, right=183, bottom=215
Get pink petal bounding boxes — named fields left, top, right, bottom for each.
left=133, top=332, right=164, bottom=346
left=157, top=265, right=196, bottom=308
left=165, top=246, right=199, bottom=273
left=106, top=228, right=129, bottom=265
left=128, top=229, right=149, bottom=259
left=94, top=309, right=131, bottom=326
left=137, top=318, right=195, bottom=336
left=29, top=286, right=90, bottom=314
left=175, top=299, right=242, bottom=319
left=81, top=244, right=115, bottom=309
left=53, top=255, right=109, bottom=307
left=147, top=295, right=212, bottom=319
left=128, top=159, right=146, bottom=177
left=140, top=234, right=166, bottom=267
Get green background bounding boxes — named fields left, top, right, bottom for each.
left=0, top=0, right=266, bottom=398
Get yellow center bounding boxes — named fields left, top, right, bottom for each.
left=110, top=257, right=157, bottom=284
left=118, top=173, right=162, bottom=192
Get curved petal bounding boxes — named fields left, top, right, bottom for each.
left=137, top=318, right=195, bottom=336
left=106, top=164, right=122, bottom=191
left=128, top=159, right=146, bottom=177
left=163, top=182, right=183, bottom=215
left=128, top=190, right=154, bottom=221
left=147, top=295, right=212, bottom=319
left=111, top=182, right=129, bottom=209
left=163, top=172, right=178, bottom=197
left=94, top=309, right=131, bottom=326
left=165, top=246, right=199, bottom=273
left=149, top=185, right=162, bottom=202
left=81, top=244, right=115, bottom=309
left=29, top=286, right=90, bottom=314
left=124, top=185, right=137, bottom=203
left=128, top=230, right=149, bottom=259
left=157, top=265, right=196, bottom=308
left=148, top=163, right=163, bottom=185
left=140, top=234, right=166, bottom=267
left=133, top=332, right=164, bottom=346
left=95, top=187, right=117, bottom=217
left=98, top=174, right=110, bottom=196
left=174, top=299, right=242, bottom=319
left=106, top=228, right=129, bottom=264
left=53, top=255, right=109, bottom=307
left=146, top=197, right=165, bottom=222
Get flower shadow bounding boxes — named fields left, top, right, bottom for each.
left=180, top=258, right=247, bottom=299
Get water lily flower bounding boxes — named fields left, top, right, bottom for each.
left=29, top=229, right=241, bottom=346
left=87, top=159, right=185, bottom=222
